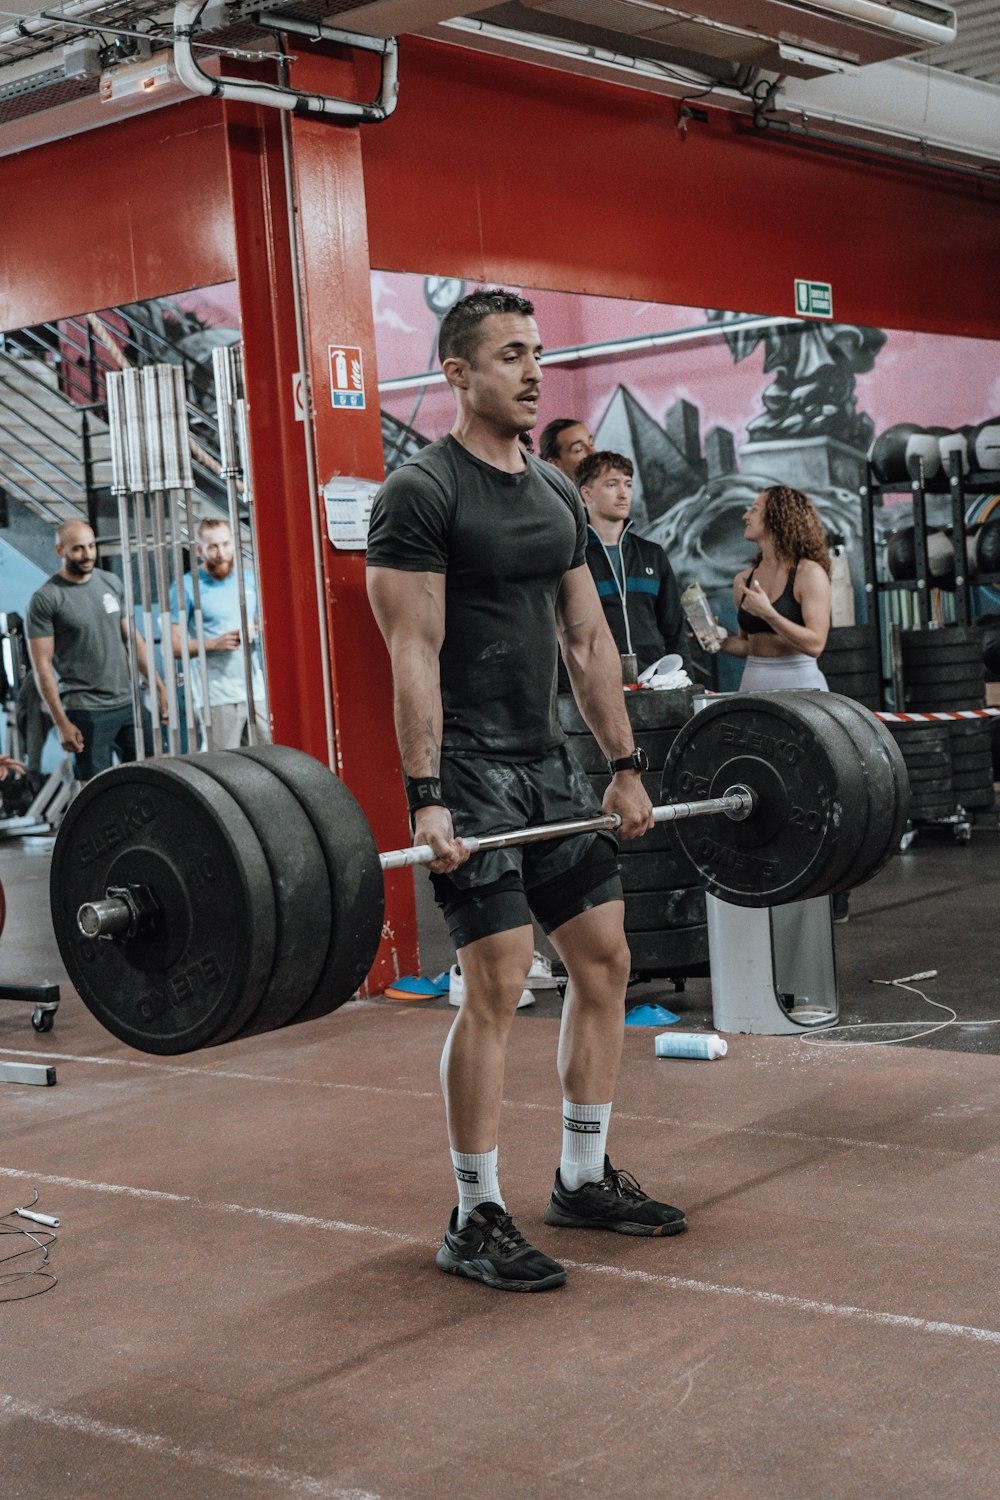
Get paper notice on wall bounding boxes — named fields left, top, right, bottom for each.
left=323, top=476, right=380, bottom=550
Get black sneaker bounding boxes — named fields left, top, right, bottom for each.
left=435, top=1202, right=567, bottom=1292
left=544, top=1156, right=687, bottom=1237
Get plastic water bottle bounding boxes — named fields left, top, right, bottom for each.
left=680, top=582, right=725, bottom=654
left=829, top=545, right=855, bottom=627
left=654, top=1030, right=728, bottom=1060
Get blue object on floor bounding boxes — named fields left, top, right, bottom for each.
left=384, top=974, right=447, bottom=1000
left=625, top=1003, right=680, bottom=1027
left=430, top=970, right=452, bottom=992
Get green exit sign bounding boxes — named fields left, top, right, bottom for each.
left=795, top=279, right=833, bottom=318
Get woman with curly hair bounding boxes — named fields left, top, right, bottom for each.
left=719, top=484, right=832, bottom=692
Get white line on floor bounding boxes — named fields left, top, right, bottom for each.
left=0, top=1048, right=959, bottom=1159
left=0, top=1393, right=379, bottom=1498
left=2, top=1165, right=998, bottom=1349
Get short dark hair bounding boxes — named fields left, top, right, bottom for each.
left=438, top=287, right=535, bottom=365
left=538, top=418, right=582, bottom=464
left=575, top=451, right=633, bottom=491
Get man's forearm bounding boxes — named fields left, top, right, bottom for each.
left=391, top=644, right=444, bottom=778
left=33, top=665, right=68, bottom=729
left=564, top=631, right=636, bottom=759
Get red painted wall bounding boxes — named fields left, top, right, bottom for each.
left=362, top=40, right=1000, bottom=341
left=0, top=100, right=235, bottom=329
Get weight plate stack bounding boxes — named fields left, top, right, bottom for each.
left=885, top=722, right=956, bottom=822
left=50, top=760, right=280, bottom=1054
left=900, top=625, right=986, bottom=713
left=946, top=720, right=997, bottom=812
left=48, top=750, right=386, bottom=1055
left=818, top=624, right=881, bottom=710
left=661, top=693, right=907, bottom=906
left=559, top=688, right=707, bottom=978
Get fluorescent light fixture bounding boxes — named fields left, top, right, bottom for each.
left=100, top=49, right=175, bottom=103
left=777, top=41, right=859, bottom=74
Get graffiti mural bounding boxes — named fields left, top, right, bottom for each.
left=371, top=272, right=1000, bottom=677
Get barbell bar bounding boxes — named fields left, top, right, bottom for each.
left=75, top=785, right=755, bottom=940
left=48, top=693, right=910, bottom=1056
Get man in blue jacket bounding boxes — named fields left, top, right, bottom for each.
left=566, top=450, right=690, bottom=685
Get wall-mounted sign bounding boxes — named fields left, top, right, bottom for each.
left=329, top=344, right=366, bottom=409
left=323, top=475, right=380, bottom=550
left=794, top=280, right=833, bottom=319
left=292, top=372, right=305, bottom=422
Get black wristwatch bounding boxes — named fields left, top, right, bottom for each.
left=606, top=748, right=649, bottom=776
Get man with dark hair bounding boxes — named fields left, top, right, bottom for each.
left=367, top=287, right=686, bottom=1295
left=539, top=417, right=594, bottom=477
left=26, top=520, right=164, bottom=782
left=573, top=450, right=691, bottom=679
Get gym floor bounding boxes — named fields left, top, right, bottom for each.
left=2, top=820, right=1000, bottom=1500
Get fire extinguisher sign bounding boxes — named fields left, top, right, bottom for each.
left=328, top=344, right=366, bottom=409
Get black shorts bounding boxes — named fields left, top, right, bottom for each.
left=428, top=744, right=623, bottom=950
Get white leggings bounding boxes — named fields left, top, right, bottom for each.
left=739, top=653, right=828, bottom=693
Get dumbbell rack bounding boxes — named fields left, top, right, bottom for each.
left=860, top=461, right=1000, bottom=654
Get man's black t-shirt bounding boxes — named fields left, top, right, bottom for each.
left=367, top=435, right=587, bottom=759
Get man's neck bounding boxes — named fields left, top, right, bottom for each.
left=449, top=418, right=527, bottom=474
left=589, top=517, right=625, bottom=546
left=59, top=567, right=92, bottom=585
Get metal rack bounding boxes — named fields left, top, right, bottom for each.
left=860, top=462, right=1000, bottom=673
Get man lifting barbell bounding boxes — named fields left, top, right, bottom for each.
left=366, top=287, right=687, bottom=1293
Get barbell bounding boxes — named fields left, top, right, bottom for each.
left=48, top=692, right=910, bottom=1057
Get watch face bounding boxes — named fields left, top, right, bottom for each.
left=634, top=747, right=649, bottom=772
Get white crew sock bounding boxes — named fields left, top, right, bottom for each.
left=560, top=1101, right=612, bottom=1190
left=451, top=1147, right=503, bottom=1228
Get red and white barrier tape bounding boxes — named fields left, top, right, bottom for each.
left=875, top=708, right=1000, bottom=723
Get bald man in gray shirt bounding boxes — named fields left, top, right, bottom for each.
left=27, top=520, right=165, bottom=781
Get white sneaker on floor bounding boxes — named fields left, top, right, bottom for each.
left=524, top=951, right=555, bottom=990
left=448, top=964, right=536, bottom=1009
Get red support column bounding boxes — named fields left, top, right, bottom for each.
left=224, top=66, right=418, bottom=994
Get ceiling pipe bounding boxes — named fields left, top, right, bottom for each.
left=172, top=0, right=398, bottom=121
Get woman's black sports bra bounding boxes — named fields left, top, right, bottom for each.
left=737, top=564, right=804, bottom=635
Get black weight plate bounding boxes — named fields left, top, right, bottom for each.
left=903, top=661, right=985, bottom=687
left=905, top=762, right=953, bottom=786
left=901, top=625, right=983, bottom=649
left=626, top=924, right=709, bottom=973
left=887, top=726, right=950, bottom=747
left=900, top=650, right=983, bottom=672
left=910, top=803, right=958, bottom=820
left=906, top=699, right=985, bottom=714
left=624, top=887, right=707, bottom=931
left=899, top=750, right=951, bottom=770
left=565, top=727, right=680, bottom=774
left=49, top=760, right=276, bottom=1055
left=818, top=649, right=879, bottom=674
left=806, top=694, right=910, bottom=892
left=905, top=780, right=953, bottom=804
left=948, top=718, right=993, bottom=737
left=238, top=746, right=384, bottom=1025
left=951, top=763, right=996, bottom=783
left=661, top=694, right=867, bottom=907
left=187, top=753, right=331, bottom=1038
left=618, top=850, right=697, bottom=892
left=956, top=786, right=996, bottom=809
left=824, top=626, right=877, bottom=651
left=951, top=754, right=995, bottom=775
left=820, top=671, right=882, bottom=696
left=904, top=681, right=985, bottom=706
left=558, top=686, right=695, bottom=736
